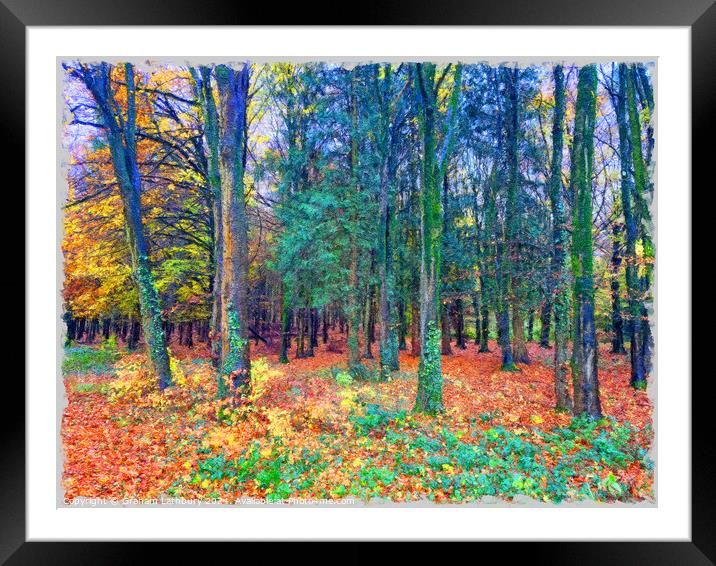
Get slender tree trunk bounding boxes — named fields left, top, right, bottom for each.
left=102, top=318, right=111, bottom=340
left=626, top=64, right=653, bottom=387
left=610, top=218, right=626, bottom=353
left=539, top=299, right=552, bottom=348
left=440, top=303, right=453, bottom=355
left=75, top=63, right=172, bottom=388
left=279, top=281, right=290, bottom=363
left=295, top=308, right=305, bottom=358
left=321, top=307, right=329, bottom=345
left=362, top=285, right=374, bottom=359
left=216, top=64, right=251, bottom=397
left=570, top=64, right=602, bottom=418
left=305, top=309, right=314, bottom=357
left=472, top=293, right=481, bottom=346
left=87, top=318, right=97, bottom=343
left=505, top=68, right=530, bottom=366
left=481, top=303, right=490, bottom=350
left=410, top=299, right=421, bottom=356
left=413, top=63, right=462, bottom=413
left=63, top=311, right=76, bottom=345
left=375, top=65, right=400, bottom=378
left=192, top=66, right=224, bottom=368
left=127, top=317, right=140, bottom=351
left=478, top=277, right=490, bottom=352
left=616, top=63, right=646, bottom=388
left=398, top=299, right=407, bottom=351
left=346, top=71, right=365, bottom=379
left=185, top=321, right=193, bottom=347
left=546, top=65, right=573, bottom=412
left=415, top=62, right=443, bottom=413
left=491, top=70, right=516, bottom=372
left=310, top=308, right=319, bottom=349
left=454, top=298, right=466, bottom=349
left=76, top=318, right=86, bottom=342
left=511, top=303, right=530, bottom=364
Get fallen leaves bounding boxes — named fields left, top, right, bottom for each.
left=62, top=338, right=653, bottom=504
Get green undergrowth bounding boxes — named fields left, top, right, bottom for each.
left=62, top=337, right=120, bottom=375
left=178, top=402, right=652, bottom=503
left=172, top=440, right=330, bottom=502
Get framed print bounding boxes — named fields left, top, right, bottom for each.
left=5, top=0, right=711, bottom=561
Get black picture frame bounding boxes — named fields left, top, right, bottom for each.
left=4, top=0, right=709, bottom=562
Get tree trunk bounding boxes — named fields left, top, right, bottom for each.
left=415, top=62, right=443, bottom=413
left=511, top=305, right=530, bottom=364
left=76, top=318, right=86, bottom=342
left=215, top=64, right=251, bottom=397
left=440, top=303, right=453, bottom=355
left=491, top=69, right=516, bottom=372
left=398, top=299, right=407, bottom=351
left=414, top=63, right=462, bottom=414
left=548, top=65, right=573, bottom=412
left=376, top=64, right=400, bottom=378
left=610, top=218, right=626, bottom=353
left=410, top=299, right=420, bottom=357
left=185, top=321, right=193, bottom=347
left=615, top=63, right=646, bottom=388
left=63, top=311, right=76, bottom=345
left=625, top=64, right=653, bottom=387
left=322, top=307, right=329, bottom=344
left=505, top=68, right=530, bottom=367
left=279, top=282, right=290, bottom=363
left=87, top=318, right=97, bottom=343
left=472, top=293, right=481, bottom=346
left=127, top=317, right=140, bottom=351
left=310, top=308, right=318, bottom=348
left=480, top=302, right=490, bottom=351
left=539, top=299, right=552, bottom=348
left=362, top=285, right=374, bottom=359
left=478, top=277, right=490, bottom=353
left=570, top=64, right=602, bottom=418
left=74, top=62, right=172, bottom=388
left=192, top=66, right=224, bottom=368
left=346, top=70, right=365, bottom=379
left=306, top=307, right=316, bottom=357
left=295, top=308, right=305, bottom=358
left=453, top=298, right=466, bottom=349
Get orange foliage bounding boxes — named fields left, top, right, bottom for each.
left=62, top=336, right=653, bottom=504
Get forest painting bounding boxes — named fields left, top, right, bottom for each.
left=60, top=59, right=655, bottom=506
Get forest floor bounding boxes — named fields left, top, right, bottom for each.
left=62, top=334, right=654, bottom=505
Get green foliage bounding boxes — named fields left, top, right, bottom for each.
left=184, top=441, right=329, bottom=502
left=334, top=370, right=353, bottom=388
left=413, top=418, right=648, bottom=502
left=72, top=381, right=111, bottom=395
left=350, top=404, right=407, bottom=436
left=356, top=465, right=395, bottom=492
left=62, top=337, right=119, bottom=375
